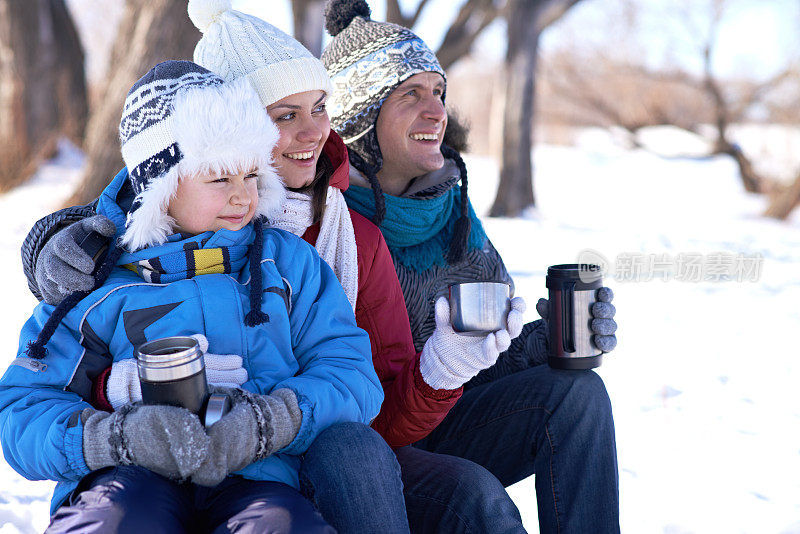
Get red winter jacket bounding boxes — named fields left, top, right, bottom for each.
left=93, top=132, right=461, bottom=448
left=303, top=132, right=462, bottom=448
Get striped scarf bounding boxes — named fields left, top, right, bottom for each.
left=124, top=240, right=250, bottom=283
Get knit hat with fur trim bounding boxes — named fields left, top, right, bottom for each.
left=119, top=60, right=284, bottom=251
left=189, top=0, right=332, bottom=108
left=321, top=0, right=445, bottom=171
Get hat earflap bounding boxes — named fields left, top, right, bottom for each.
left=121, top=164, right=182, bottom=251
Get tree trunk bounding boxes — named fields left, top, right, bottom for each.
left=292, top=0, right=325, bottom=57
left=490, top=0, right=539, bottom=217
left=68, top=0, right=200, bottom=205
left=0, top=0, right=86, bottom=191
left=764, top=173, right=800, bottom=220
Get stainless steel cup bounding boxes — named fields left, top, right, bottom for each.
left=136, top=336, right=232, bottom=427
left=136, top=336, right=209, bottom=416
left=448, top=282, right=511, bottom=335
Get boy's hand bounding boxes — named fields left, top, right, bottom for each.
left=82, top=404, right=209, bottom=480
left=106, top=335, right=248, bottom=410
left=191, top=388, right=301, bottom=487
left=35, top=215, right=116, bottom=305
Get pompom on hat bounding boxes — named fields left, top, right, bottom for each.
left=119, top=60, right=284, bottom=251
left=188, top=0, right=332, bottom=108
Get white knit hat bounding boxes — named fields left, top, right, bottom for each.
left=189, top=0, right=333, bottom=107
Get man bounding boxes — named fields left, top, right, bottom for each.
left=319, top=1, right=621, bottom=532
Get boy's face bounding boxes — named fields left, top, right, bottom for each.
left=375, top=72, right=447, bottom=189
left=168, top=168, right=259, bottom=235
left=266, top=90, right=331, bottom=189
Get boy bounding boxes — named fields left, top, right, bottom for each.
left=0, top=60, right=382, bottom=532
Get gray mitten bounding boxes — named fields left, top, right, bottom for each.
left=35, top=215, right=116, bottom=305
left=191, top=388, right=302, bottom=487
left=536, top=286, right=618, bottom=352
left=82, top=404, right=210, bottom=480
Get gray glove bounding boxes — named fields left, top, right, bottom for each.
left=35, top=215, right=117, bottom=305
left=536, top=286, right=617, bottom=352
left=82, top=404, right=210, bottom=480
left=191, top=388, right=302, bottom=487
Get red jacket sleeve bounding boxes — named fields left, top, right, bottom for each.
left=346, top=211, right=462, bottom=448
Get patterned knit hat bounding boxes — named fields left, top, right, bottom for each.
left=119, top=60, right=284, bottom=251
left=189, top=0, right=332, bottom=107
left=321, top=0, right=445, bottom=171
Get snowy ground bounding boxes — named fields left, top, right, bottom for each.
left=1, top=131, right=799, bottom=533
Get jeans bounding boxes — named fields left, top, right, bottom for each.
left=47, top=466, right=335, bottom=534
left=299, top=422, right=410, bottom=533
left=412, top=365, right=620, bottom=534
left=297, top=367, right=619, bottom=534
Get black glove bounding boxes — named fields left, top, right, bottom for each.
left=82, top=404, right=209, bottom=480
left=536, top=286, right=617, bottom=352
left=34, top=215, right=116, bottom=305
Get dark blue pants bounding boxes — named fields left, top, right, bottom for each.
left=411, top=366, right=620, bottom=533
left=301, top=366, right=619, bottom=534
left=47, top=466, right=335, bottom=534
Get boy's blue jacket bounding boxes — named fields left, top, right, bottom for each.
left=0, top=169, right=383, bottom=513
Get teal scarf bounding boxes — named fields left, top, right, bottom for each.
left=344, top=185, right=486, bottom=272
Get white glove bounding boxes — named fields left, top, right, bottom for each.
left=106, top=334, right=248, bottom=409
left=419, top=296, right=526, bottom=390
left=189, top=334, right=248, bottom=388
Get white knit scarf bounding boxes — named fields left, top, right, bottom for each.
left=269, top=187, right=358, bottom=310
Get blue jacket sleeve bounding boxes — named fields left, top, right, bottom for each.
left=270, top=234, right=383, bottom=455
left=0, top=307, right=93, bottom=483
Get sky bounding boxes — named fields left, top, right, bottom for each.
left=233, top=0, right=798, bottom=81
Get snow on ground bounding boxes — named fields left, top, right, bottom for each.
left=0, top=131, right=799, bottom=533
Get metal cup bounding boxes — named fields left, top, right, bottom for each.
left=448, top=282, right=511, bottom=335
left=136, top=335, right=229, bottom=427
left=137, top=336, right=209, bottom=415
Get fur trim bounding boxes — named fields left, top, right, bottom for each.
left=121, top=77, right=284, bottom=250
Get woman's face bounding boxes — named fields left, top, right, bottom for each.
left=266, top=90, right=331, bottom=189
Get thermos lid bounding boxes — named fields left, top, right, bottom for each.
left=136, top=336, right=204, bottom=382
left=546, top=264, right=603, bottom=289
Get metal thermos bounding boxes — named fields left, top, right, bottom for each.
left=136, top=336, right=230, bottom=426
left=546, top=264, right=603, bottom=370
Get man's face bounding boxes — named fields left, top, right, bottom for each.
left=375, top=72, right=447, bottom=191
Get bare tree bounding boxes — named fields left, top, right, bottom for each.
left=293, top=0, right=325, bottom=57
left=0, top=0, right=86, bottom=191
left=537, top=0, right=800, bottom=219
left=68, top=0, right=200, bottom=205
left=490, top=0, right=582, bottom=217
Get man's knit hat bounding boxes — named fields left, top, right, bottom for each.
left=188, top=0, right=332, bottom=107
left=119, top=60, right=284, bottom=251
left=321, top=0, right=445, bottom=170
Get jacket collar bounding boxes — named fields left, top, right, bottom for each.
left=347, top=158, right=460, bottom=199
left=324, top=130, right=350, bottom=192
